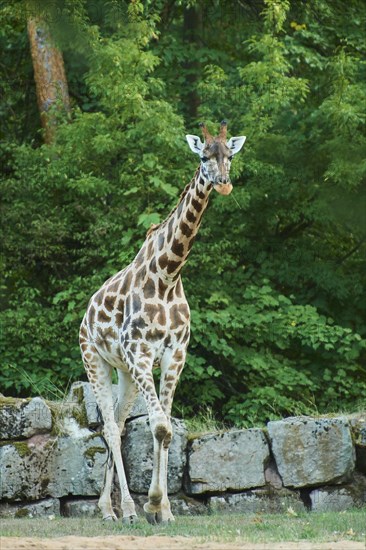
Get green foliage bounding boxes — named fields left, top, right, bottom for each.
left=1, top=0, right=365, bottom=425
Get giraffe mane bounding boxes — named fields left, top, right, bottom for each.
left=145, top=167, right=200, bottom=237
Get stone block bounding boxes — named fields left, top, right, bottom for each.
left=0, top=434, right=53, bottom=500
left=68, top=381, right=147, bottom=428
left=310, top=474, right=366, bottom=512
left=209, top=488, right=305, bottom=514
left=267, top=416, right=355, bottom=488
left=349, top=414, right=366, bottom=474
left=62, top=498, right=99, bottom=517
left=0, top=396, right=52, bottom=439
left=169, top=494, right=208, bottom=516
left=185, top=429, right=269, bottom=495
left=47, top=418, right=107, bottom=497
left=131, top=493, right=208, bottom=517
left=0, top=498, right=60, bottom=518
left=122, top=416, right=187, bottom=494
left=0, top=419, right=107, bottom=501
left=264, top=460, right=284, bottom=490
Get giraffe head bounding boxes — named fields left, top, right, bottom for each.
left=186, top=121, right=246, bottom=195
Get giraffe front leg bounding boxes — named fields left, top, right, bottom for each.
left=115, top=369, right=139, bottom=523
left=143, top=414, right=172, bottom=525
left=154, top=348, right=186, bottom=524
left=122, top=343, right=170, bottom=525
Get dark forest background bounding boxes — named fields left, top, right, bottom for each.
left=1, top=0, right=365, bottom=425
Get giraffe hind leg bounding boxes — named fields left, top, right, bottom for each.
left=82, top=349, right=137, bottom=522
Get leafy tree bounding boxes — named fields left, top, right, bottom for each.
left=1, top=0, right=365, bottom=425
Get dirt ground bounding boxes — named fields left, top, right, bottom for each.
left=1, top=536, right=365, bottom=550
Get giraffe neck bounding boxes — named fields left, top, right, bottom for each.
left=152, top=166, right=212, bottom=282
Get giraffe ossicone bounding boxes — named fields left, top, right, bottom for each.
left=79, top=121, right=246, bottom=524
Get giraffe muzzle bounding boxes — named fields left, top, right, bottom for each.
left=213, top=182, right=233, bottom=195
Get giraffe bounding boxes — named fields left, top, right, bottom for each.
left=79, top=120, right=246, bottom=524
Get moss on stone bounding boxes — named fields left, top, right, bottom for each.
left=84, top=446, right=106, bottom=461
left=15, top=440, right=32, bottom=457
left=86, top=431, right=104, bottom=441
left=71, top=385, right=85, bottom=405
left=41, top=477, right=50, bottom=492
left=47, top=398, right=89, bottom=434
left=47, top=402, right=70, bottom=437
left=15, top=507, right=30, bottom=518
left=72, top=403, right=88, bottom=428
left=0, top=396, right=30, bottom=409
left=0, top=440, right=31, bottom=458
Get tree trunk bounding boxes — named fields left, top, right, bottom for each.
left=183, top=5, right=201, bottom=121
left=27, top=18, right=70, bottom=144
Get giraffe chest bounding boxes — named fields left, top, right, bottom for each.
left=88, top=283, right=190, bottom=368
left=123, top=294, right=190, bottom=348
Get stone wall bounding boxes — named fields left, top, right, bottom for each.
left=0, top=381, right=365, bottom=519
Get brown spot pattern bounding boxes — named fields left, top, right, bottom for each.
left=88, top=305, right=96, bottom=329
left=167, top=287, right=175, bottom=302
left=115, top=312, right=124, bottom=327
left=143, top=279, right=156, bottom=299
left=132, top=293, right=142, bottom=313
left=167, top=218, right=174, bottom=240
left=104, top=294, right=116, bottom=312
left=145, top=303, right=160, bottom=323
left=167, top=260, right=181, bottom=275
left=179, top=221, right=192, bottom=238
left=108, top=280, right=120, bottom=294
left=149, top=257, right=157, bottom=274
left=135, top=265, right=147, bottom=285
left=158, top=233, right=165, bottom=251
left=94, top=290, right=104, bottom=306
left=158, top=278, right=167, bottom=297
left=175, top=279, right=183, bottom=298
left=157, top=308, right=166, bottom=325
left=178, top=303, right=190, bottom=319
left=186, top=210, right=196, bottom=224
left=147, top=240, right=154, bottom=258
left=173, top=349, right=184, bottom=362
left=158, top=253, right=169, bottom=270
left=120, top=270, right=133, bottom=294
left=187, top=236, right=196, bottom=251
left=170, top=304, right=184, bottom=327
left=191, top=198, right=203, bottom=213
left=171, top=240, right=184, bottom=257
left=146, top=329, right=165, bottom=341
left=130, top=326, right=142, bottom=340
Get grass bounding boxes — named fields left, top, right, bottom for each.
left=1, top=510, right=365, bottom=544
left=180, top=406, right=228, bottom=436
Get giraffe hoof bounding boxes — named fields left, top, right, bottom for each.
left=157, top=511, right=175, bottom=524
left=103, top=513, right=118, bottom=522
left=144, top=510, right=158, bottom=525
left=122, top=514, right=138, bottom=525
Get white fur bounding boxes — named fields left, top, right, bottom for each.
left=186, top=134, right=246, bottom=156
left=227, top=136, right=246, bottom=155
left=186, top=135, right=204, bottom=154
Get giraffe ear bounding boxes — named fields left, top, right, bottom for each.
left=186, top=135, right=204, bottom=155
left=227, top=136, right=246, bottom=155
